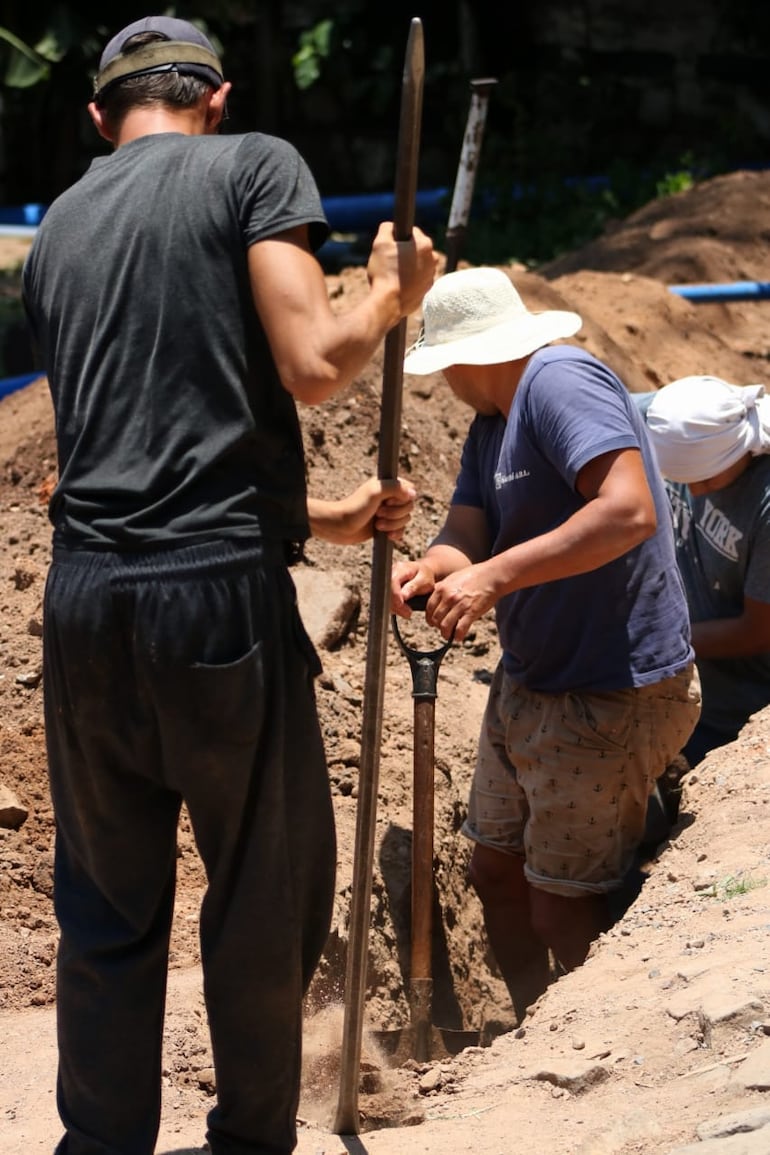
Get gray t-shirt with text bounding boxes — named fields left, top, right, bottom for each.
left=667, top=458, right=770, bottom=734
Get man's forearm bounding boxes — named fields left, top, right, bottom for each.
left=691, top=616, right=769, bottom=659
left=423, top=543, right=476, bottom=580
left=248, top=223, right=436, bottom=407
left=307, top=498, right=343, bottom=541
left=484, top=500, right=654, bottom=600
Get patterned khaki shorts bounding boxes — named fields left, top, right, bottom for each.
left=462, top=663, right=701, bottom=897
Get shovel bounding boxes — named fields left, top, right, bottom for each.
left=374, top=595, right=480, bottom=1063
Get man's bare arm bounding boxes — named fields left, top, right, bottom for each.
left=691, top=595, right=770, bottom=659
left=482, top=447, right=655, bottom=592
left=425, top=448, right=658, bottom=640
left=308, top=477, right=416, bottom=545
left=391, top=504, right=491, bottom=615
left=248, top=223, right=436, bottom=405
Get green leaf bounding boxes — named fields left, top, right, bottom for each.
left=292, top=45, right=320, bottom=91
left=292, top=19, right=334, bottom=91
left=0, top=28, right=51, bottom=88
left=313, top=19, right=333, bottom=57
left=33, top=32, right=67, bottom=65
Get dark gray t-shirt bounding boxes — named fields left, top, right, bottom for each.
left=666, top=460, right=770, bottom=734
left=22, top=131, right=329, bottom=549
left=632, top=392, right=770, bottom=734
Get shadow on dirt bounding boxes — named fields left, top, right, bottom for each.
left=158, top=1148, right=208, bottom=1154
left=379, top=820, right=467, bottom=1032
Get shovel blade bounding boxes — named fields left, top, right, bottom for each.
left=371, top=1024, right=481, bottom=1066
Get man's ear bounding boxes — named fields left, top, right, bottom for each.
left=205, top=82, right=233, bottom=133
left=88, top=101, right=115, bottom=144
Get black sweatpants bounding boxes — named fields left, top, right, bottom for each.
left=43, top=539, right=337, bottom=1155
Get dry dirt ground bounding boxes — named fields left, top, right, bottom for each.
left=2, top=168, right=770, bottom=1155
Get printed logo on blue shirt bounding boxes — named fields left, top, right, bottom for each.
left=494, top=468, right=531, bottom=490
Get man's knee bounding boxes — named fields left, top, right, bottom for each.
left=528, top=888, right=568, bottom=945
left=468, top=843, right=526, bottom=906
left=529, top=888, right=609, bottom=969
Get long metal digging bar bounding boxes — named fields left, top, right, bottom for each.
left=444, top=76, right=497, bottom=275
left=333, top=16, right=425, bottom=1137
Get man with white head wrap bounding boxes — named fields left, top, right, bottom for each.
left=635, top=376, right=770, bottom=767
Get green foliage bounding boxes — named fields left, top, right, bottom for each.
left=451, top=155, right=707, bottom=269
left=292, top=19, right=333, bottom=91
left=0, top=4, right=103, bottom=89
left=699, top=873, right=768, bottom=901
left=436, top=60, right=716, bottom=268
left=0, top=9, right=220, bottom=93
left=0, top=2, right=764, bottom=224
left=656, top=168, right=695, bottom=198
left=0, top=28, right=52, bottom=87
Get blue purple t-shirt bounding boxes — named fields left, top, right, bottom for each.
left=451, top=346, right=694, bottom=692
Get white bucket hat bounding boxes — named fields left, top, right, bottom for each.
left=646, top=375, right=770, bottom=483
left=404, top=267, right=582, bottom=375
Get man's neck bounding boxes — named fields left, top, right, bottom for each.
left=495, top=357, right=528, bottom=417
left=115, top=106, right=208, bottom=147
left=688, top=453, right=753, bottom=497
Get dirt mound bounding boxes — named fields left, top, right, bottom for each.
left=2, top=168, right=770, bottom=1154
left=541, top=168, right=770, bottom=287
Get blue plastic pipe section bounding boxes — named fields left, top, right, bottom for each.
left=0, top=203, right=47, bottom=226
left=4, top=199, right=770, bottom=297
left=0, top=371, right=42, bottom=400
left=669, top=281, right=770, bottom=302
left=3, top=201, right=770, bottom=400
left=0, top=194, right=456, bottom=235
left=320, top=188, right=450, bottom=232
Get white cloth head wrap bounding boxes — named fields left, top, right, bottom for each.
left=645, top=375, right=770, bottom=483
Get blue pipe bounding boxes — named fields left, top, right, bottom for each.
left=669, top=281, right=770, bottom=302
left=4, top=198, right=770, bottom=402
left=0, top=204, right=47, bottom=226
left=0, top=193, right=455, bottom=242
left=0, top=371, right=42, bottom=400
left=320, top=187, right=450, bottom=232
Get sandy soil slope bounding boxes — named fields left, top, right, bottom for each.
left=2, top=169, right=770, bottom=1154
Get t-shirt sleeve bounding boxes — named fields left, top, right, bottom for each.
left=521, top=356, right=642, bottom=488
left=235, top=134, right=329, bottom=252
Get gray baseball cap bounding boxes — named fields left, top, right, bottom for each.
left=94, top=16, right=223, bottom=100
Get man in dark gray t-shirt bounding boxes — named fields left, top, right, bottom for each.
left=22, top=16, right=436, bottom=1155
left=635, top=378, right=770, bottom=766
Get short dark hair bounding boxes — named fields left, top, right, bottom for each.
left=95, top=32, right=217, bottom=122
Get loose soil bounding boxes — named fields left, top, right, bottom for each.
left=1, top=168, right=770, bottom=1155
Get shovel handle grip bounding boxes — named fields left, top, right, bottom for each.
left=391, top=595, right=453, bottom=700
left=406, top=593, right=429, bottom=612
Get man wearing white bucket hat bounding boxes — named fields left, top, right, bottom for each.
left=392, top=268, right=701, bottom=1020
left=634, top=376, right=770, bottom=767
